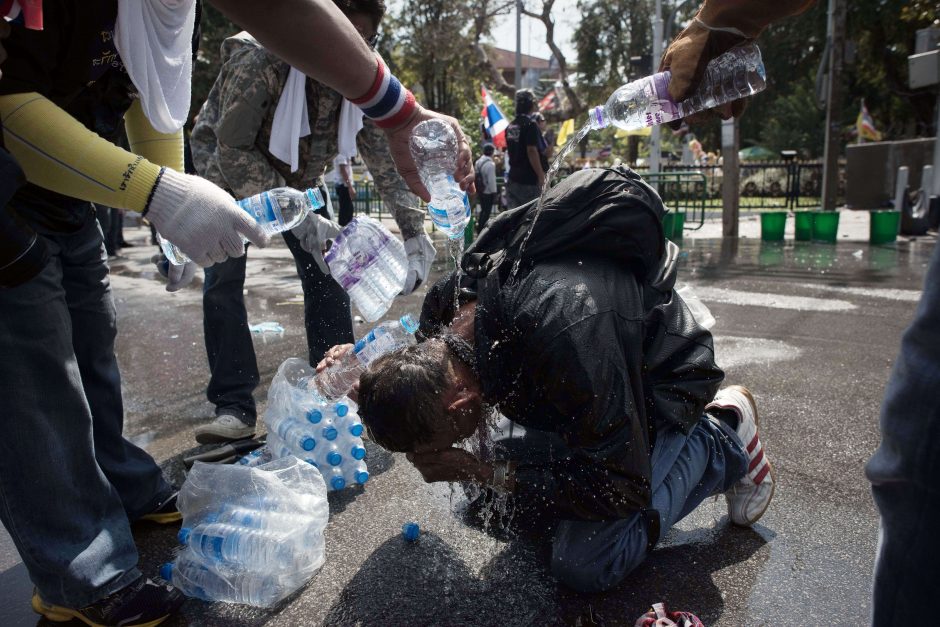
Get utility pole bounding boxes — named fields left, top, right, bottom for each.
left=820, top=0, right=846, bottom=211
left=721, top=118, right=740, bottom=237
left=650, top=0, right=664, bottom=176
left=514, top=0, right=523, bottom=91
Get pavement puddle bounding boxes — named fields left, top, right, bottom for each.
left=713, top=336, right=803, bottom=369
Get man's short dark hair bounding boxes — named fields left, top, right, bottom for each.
left=483, top=144, right=495, bottom=156
left=515, top=89, right=535, bottom=115
left=333, top=0, right=386, bottom=30
left=358, top=341, right=451, bottom=452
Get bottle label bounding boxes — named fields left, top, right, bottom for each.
left=645, top=72, right=680, bottom=127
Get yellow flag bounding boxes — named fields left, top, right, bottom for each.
left=615, top=126, right=651, bottom=138
left=556, top=118, right=575, bottom=147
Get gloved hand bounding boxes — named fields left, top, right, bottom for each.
left=151, top=253, right=198, bottom=292
left=292, top=213, right=341, bottom=274
left=401, top=232, right=436, bottom=295
left=659, top=18, right=750, bottom=125
left=145, top=169, right=269, bottom=267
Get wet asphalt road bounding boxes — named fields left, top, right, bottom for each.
left=0, top=214, right=934, bottom=626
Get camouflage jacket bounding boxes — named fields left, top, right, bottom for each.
left=190, top=33, right=424, bottom=239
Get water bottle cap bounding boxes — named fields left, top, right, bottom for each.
left=305, top=458, right=317, bottom=466
left=402, top=521, right=419, bottom=541
left=178, top=528, right=191, bottom=545
left=331, top=476, right=346, bottom=490
left=400, top=314, right=419, bottom=334
left=327, top=451, right=342, bottom=466
left=349, top=423, right=364, bottom=437
left=351, top=446, right=366, bottom=460
left=159, top=563, right=174, bottom=582
left=306, top=409, right=323, bottom=424
left=356, top=470, right=370, bottom=484
left=334, top=403, right=349, bottom=417
left=323, top=426, right=338, bottom=441
left=301, top=436, right=316, bottom=451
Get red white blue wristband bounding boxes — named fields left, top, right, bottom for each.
left=351, top=55, right=417, bottom=130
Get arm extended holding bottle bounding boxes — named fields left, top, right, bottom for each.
left=659, top=0, right=817, bottom=125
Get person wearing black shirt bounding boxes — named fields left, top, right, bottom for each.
left=503, top=89, right=545, bottom=209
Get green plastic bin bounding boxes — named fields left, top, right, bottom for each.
left=794, top=212, right=814, bottom=241
left=662, top=212, right=676, bottom=240
left=669, top=212, right=686, bottom=241
left=869, top=210, right=900, bottom=245
left=760, top=211, right=787, bottom=242
left=812, top=211, right=840, bottom=243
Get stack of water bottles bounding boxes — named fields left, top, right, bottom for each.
left=163, top=456, right=329, bottom=607
left=241, top=314, right=421, bottom=489
left=325, top=215, right=408, bottom=322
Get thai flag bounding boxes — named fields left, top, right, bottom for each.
left=480, top=85, right=508, bottom=149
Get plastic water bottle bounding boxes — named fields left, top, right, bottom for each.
left=588, top=44, right=766, bottom=131
left=409, top=119, right=470, bottom=239
left=324, top=216, right=408, bottom=321
left=324, top=466, right=346, bottom=491
left=314, top=314, right=420, bottom=400
left=267, top=414, right=316, bottom=452
left=161, top=187, right=326, bottom=265
left=342, top=460, right=370, bottom=486
left=179, top=523, right=301, bottom=570
left=161, top=555, right=282, bottom=605
left=207, top=507, right=321, bottom=534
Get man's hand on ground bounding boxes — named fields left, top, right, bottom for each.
left=406, top=448, right=493, bottom=484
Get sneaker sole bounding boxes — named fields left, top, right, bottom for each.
left=136, top=510, right=183, bottom=525
left=194, top=430, right=255, bottom=445
left=724, top=385, right=777, bottom=527
left=31, top=593, right=171, bottom=627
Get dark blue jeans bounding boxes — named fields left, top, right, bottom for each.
left=498, top=415, right=747, bottom=593
left=867, top=243, right=940, bottom=624
left=0, top=208, right=171, bottom=607
left=202, top=229, right=354, bottom=426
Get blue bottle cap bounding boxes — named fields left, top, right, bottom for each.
left=334, top=403, right=349, bottom=417
left=305, top=458, right=317, bottom=466
left=351, top=446, right=366, bottom=460
left=327, top=451, right=342, bottom=466
left=305, top=188, right=325, bottom=209
left=306, top=409, right=323, bottom=424
left=400, top=314, right=419, bottom=334
left=402, top=522, right=419, bottom=541
left=322, top=426, right=338, bottom=441
left=178, top=528, right=191, bottom=545
left=356, top=470, right=370, bottom=484
left=159, top=563, right=174, bottom=582
left=349, top=423, right=364, bottom=437
left=300, top=436, right=316, bottom=451
left=330, top=476, right=346, bottom=490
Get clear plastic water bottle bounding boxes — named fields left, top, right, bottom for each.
left=178, top=523, right=301, bottom=570
left=324, top=216, right=408, bottom=321
left=324, top=466, right=346, bottom=491
left=161, top=555, right=281, bottom=605
left=588, top=44, right=766, bottom=131
left=160, top=187, right=326, bottom=265
left=313, top=314, right=420, bottom=400
left=267, top=414, right=316, bottom=452
left=342, top=460, right=370, bottom=486
left=409, top=119, right=471, bottom=239
left=207, top=507, right=321, bottom=534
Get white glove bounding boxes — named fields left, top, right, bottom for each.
left=145, top=169, right=269, bottom=267
left=151, top=253, right=198, bottom=292
left=401, top=232, right=436, bottom=295
left=292, top=213, right=342, bottom=274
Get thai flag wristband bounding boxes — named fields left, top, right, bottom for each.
left=351, top=56, right=417, bottom=130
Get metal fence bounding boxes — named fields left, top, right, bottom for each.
left=333, top=160, right=844, bottom=232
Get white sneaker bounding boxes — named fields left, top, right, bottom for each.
left=706, top=385, right=775, bottom=526
left=194, top=414, right=255, bottom=444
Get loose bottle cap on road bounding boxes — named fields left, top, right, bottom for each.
left=402, top=522, right=420, bottom=541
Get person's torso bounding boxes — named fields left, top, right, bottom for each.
left=192, top=39, right=342, bottom=197
left=505, top=115, right=538, bottom=184
left=1, top=0, right=136, bottom=231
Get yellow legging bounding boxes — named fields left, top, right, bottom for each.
left=0, top=93, right=184, bottom=213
